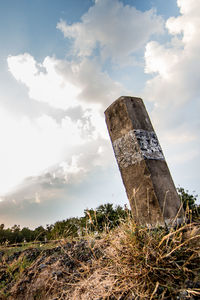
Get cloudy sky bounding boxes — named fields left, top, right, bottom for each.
left=0, top=0, right=199, bottom=228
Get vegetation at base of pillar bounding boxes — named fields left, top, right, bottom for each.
left=0, top=188, right=199, bottom=245
left=0, top=198, right=199, bottom=300
left=0, top=188, right=199, bottom=299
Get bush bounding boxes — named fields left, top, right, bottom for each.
left=177, top=187, right=200, bottom=221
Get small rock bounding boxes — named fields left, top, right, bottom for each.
left=52, top=270, right=63, bottom=280
left=39, top=263, right=46, bottom=270
left=178, top=290, right=188, bottom=300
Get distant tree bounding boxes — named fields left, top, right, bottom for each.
left=0, top=224, right=4, bottom=230
left=50, top=217, right=80, bottom=239
left=46, top=224, right=54, bottom=240
left=0, top=224, right=5, bottom=244
left=11, top=225, right=23, bottom=243
left=177, top=187, right=200, bottom=221
left=83, top=203, right=129, bottom=233
left=177, top=187, right=197, bottom=210
left=33, top=226, right=46, bottom=241
left=21, top=227, right=34, bottom=242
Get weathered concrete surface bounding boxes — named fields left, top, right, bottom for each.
left=105, top=96, right=184, bottom=227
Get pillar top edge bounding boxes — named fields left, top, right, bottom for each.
left=104, top=96, right=143, bottom=114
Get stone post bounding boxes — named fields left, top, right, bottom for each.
left=105, top=96, right=184, bottom=227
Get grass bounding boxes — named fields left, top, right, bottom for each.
left=69, top=219, right=200, bottom=299
left=0, top=217, right=199, bottom=299
left=7, top=256, right=32, bottom=279
left=0, top=240, right=60, bottom=257
left=0, top=240, right=61, bottom=299
left=0, top=255, right=33, bottom=299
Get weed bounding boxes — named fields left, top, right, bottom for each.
left=0, top=217, right=199, bottom=299
left=70, top=219, right=200, bottom=299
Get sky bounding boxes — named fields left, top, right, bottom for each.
left=0, top=0, right=199, bottom=228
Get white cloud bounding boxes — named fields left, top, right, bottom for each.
left=162, top=129, right=197, bottom=144
left=7, top=54, right=81, bottom=110
left=177, top=0, right=200, bottom=16
left=0, top=106, right=90, bottom=195
left=167, top=149, right=199, bottom=165
left=144, top=0, right=200, bottom=107
left=4, top=48, right=124, bottom=195
left=145, top=41, right=180, bottom=79
left=143, top=0, right=200, bottom=174
left=56, top=57, right=125, bottom=109
left=144, top=0, right=200, bottom=127
left=35, top=192, right=40, bottom=203
left=57, top=0, right=164, bottom=64
left=8, top=54, right=125, bottom=112
left=54, top=136, right=113, bottom=184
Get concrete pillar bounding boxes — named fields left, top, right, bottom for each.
left=105, top=96, right=184, bottom=227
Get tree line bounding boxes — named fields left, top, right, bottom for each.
left=0, top=188, right=199, bottom=245
left=0, top=203, right=129, bottom=244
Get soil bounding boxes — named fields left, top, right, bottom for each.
left=0, top=239, right=103, bottom=300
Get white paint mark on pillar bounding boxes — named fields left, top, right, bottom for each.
left=113, top=130, right=143, bottom=168
left=113, top=129, right=165, bottom=169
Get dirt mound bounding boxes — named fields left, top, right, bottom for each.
left=0, top=222, right=200, bottom=300
left=0, top=239, right=103, bottom=300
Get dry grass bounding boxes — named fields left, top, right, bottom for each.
left=1, top=218, right=200, bottom=299
left=69, top=219, right=200, bottom=299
